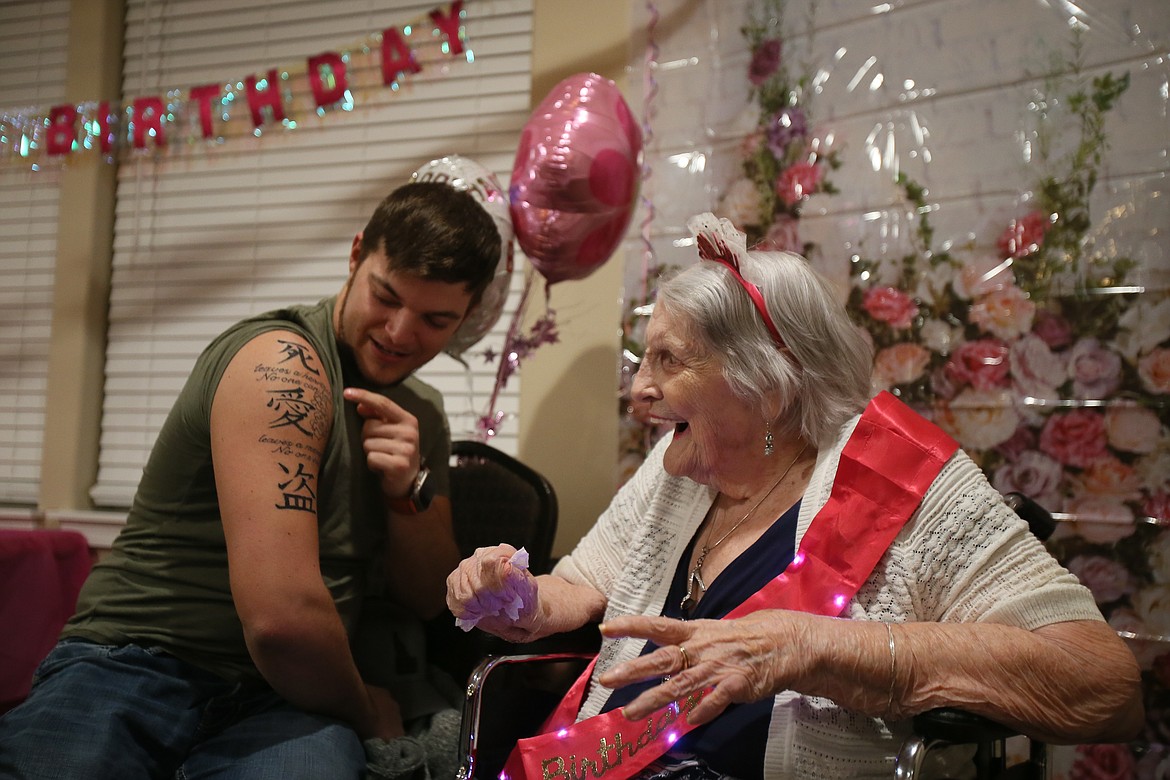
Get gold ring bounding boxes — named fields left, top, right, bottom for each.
left=677, top=644, right=691, bottom=670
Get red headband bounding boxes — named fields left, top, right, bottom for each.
left=688, top=213, right=786, bottom=349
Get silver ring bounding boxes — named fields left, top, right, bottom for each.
left=677, top=644, right=691, bottom=671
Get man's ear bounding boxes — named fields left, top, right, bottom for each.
left=348, top=233, right=364, bottom=273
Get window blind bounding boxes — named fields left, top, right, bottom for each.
left=0, top=0, right=70, bottom=505
left=92, top=0, right=533, bottom=507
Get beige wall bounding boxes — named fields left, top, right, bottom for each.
left=38, top=0, right=124, bottom=515
left=520, top=0, right=632, bottom=558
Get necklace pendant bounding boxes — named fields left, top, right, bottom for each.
left=680, top=567, right=706, bottom=612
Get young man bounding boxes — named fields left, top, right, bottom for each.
left=0, top=181, right=502, bottom=779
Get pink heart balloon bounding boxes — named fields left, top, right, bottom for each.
left=509, top=73, right=642, bottom=285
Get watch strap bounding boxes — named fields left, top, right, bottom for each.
left=389, top=466, right=433, bottom=515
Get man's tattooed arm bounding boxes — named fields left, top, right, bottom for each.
left=207, top=330, right=398, bottom=739
left=250, top=340, right=329, bottom=514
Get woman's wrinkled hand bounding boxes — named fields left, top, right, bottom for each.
left=598, top=610, right=819, bottom=725
left=445, top=544, right=544, bottom=641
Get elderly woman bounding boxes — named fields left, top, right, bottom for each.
left=446, top=214, right=1142, bottom=779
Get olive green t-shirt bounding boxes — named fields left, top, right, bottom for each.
left=64, top=297, right=451, bottom=681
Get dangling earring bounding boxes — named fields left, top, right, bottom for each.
left=764, top=422, right=774, bottom=456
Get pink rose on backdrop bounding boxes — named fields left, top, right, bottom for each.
left=1039, top=408, right=1109, bottom=468
left=1143, top=491, right=1170, bottom=525
left=955, top=254, right=1015, bottom=299
left=873, top=343, right=932, bottom=389
left=1066, top=554, right=1136, bottom=604
left=993, top=450, right=1064, bottom=509
left=1033, top=308, right=1074, bottom=349
left=1064, top=495, right=1136, bottom=544
left=945, top=339, right=1011, bottom=390
left=1068, top=338, right=1123, bottom=399
left=1079, top=455, right=1143, bottom=500
left=1137, top=347, right=1170, bottom=394
left=776, top=160, right=822, bottom=206
left=935, top=388, right=1020, bottom=450
left=748, top=38, right=781, bottom=85
left=929, top=365, right=960, bottom=401
left=862, top=286, right=919, bottom=329
left=997, top=210, right=1050, bottom=258
left=968, top=284, right=1036, bottom=340
left=995, top=424, right=1038, bottom=461
left=757, top=216, right=802, bottom=253
left=1104, top=405, right=1162, bottom=454
left=1010, top=333, right=1068, bottom=400
left=1069, top=742, right=1137, bottom=780
left=1133, top=584, right=1170, bottom=636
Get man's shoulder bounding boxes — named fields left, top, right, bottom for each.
left=229, top=298, right=333, bottom=341
left=205, top=299, right=334, bottom=358
left=186, top=299, right=336, bottom=397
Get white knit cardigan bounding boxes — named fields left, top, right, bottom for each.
left=552, top=411, right=1102, bottom=779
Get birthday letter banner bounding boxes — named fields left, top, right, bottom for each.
left=1, top=1, right=468, bottom=170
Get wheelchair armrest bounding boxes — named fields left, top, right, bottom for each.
left=427, top=618, right=601, bottom=687
left=1003, top=492, right=1056, bottom=542
left=478, top=621, right=602, bottom=657
left=458, top=651, right=596, bottom=780
left=899, top=708, right=1044, bottom=780
left=911, top=707, right=1022, bottom=744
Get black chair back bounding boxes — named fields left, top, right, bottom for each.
left=449, top=440, right=558, bottom=575
left=456, top=652, right=595, bottom=780
left=427, top=440, right=561, bottom=686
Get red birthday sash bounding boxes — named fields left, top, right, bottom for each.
left=501, top=392, right=958, bottom=780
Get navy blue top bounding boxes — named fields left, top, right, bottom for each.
left=601, top=501, right=801, bottom=779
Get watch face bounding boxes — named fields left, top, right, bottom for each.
left=413, top=467, right=434, bottom=511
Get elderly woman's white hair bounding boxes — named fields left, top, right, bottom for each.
left=655, top=239, right=873, bottom=449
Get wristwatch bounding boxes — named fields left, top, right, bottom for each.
left=389, top=466, right=434, bottom=515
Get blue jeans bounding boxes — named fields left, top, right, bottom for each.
left=0, top=639, right=366, bottom=780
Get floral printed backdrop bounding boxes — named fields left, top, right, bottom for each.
left=625, top=0, right=1169, bottom=775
